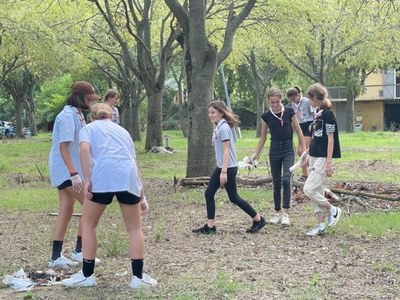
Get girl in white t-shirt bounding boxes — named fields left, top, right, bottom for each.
left=48, top=81, right=101, bottom=269
left=62, top=103, right=157, bottom=289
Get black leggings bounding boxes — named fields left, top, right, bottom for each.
left=269, top=140, right=295, bottom=211
left=205, top=167, right=257, bottom=219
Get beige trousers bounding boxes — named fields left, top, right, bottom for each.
left=303, top=156, right=329, bottom=215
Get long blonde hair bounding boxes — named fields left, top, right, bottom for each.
left=307, top=83, right=332, bottom=109
left=208, top=100, right=240, bottom=128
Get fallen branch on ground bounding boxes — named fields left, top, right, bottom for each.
left=178, top=177, right=210, bottom=186
left=293, top=180, right=400, bottom=202
left=178, top=176, right=399, bottom=202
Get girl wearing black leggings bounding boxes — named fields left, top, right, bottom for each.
left=192, top=100, right=266, bottom=234
left=252, top=88, right=305, bottom=227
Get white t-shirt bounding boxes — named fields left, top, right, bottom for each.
left=111, top=106, right=120, bottom=124
left=79, top=119, right=142, bottom=196
left=49, top=105, right=85, bottom=187
left=213, top=118, right=237, bottom=168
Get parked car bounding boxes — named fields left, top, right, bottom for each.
left=0, top=121, right=16, bottom=138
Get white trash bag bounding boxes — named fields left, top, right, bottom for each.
left=238, top=156, right=258, bottom=174
left=2, top=268, right=35, bottom=292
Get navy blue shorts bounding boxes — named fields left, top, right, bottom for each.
left=91, top=191, right=141, bottom=205
left=57, top=180, right=72, bottom=190
left=300, top=121, right=313, bottom=137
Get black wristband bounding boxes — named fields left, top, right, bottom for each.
left=70, top=172, right=78, bottom=176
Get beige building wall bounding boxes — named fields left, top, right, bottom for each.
left=354, top=101, right=384, bottom=131
left=358, top=72, right=385, bottom=101
left=364, top=72, right=384, bottom=85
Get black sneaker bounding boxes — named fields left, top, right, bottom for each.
left=246, top=217, right=267, bottom=233
left=192, top=224, right=216, bottom=234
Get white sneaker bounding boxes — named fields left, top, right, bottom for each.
left=48, top=255, right=79, bottom=268
left=306, top=223, right=326, bottom=236
left=130, top=272, right=158, bottom=288
left=269, top=213, right=282, bottom=224
left=281, top=213, right=290, bottom=226
left=327, top=207, right=342, bottom=228
left=62, top=271, right=96, bottom=287
left=71, top=250, right=101, bottom=265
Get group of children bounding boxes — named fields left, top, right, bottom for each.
left=193, top=82, right=342, bottom=237
left=48, top=80, right=342, bottom=289
left=48, top=81, right=156, bottom=288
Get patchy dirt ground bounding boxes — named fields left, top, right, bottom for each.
left=0, top=176, right=399, bottom=300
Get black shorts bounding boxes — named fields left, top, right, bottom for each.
left=300, top=121, right=313, bottom=137
left=91, top=191, right=141, bottom=205
left=57, top=180, right=72, bottom=190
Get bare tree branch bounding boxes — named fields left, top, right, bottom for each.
left=218, top=0, right=256, bottom=66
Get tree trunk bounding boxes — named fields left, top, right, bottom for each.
left=176, top=76, right=188, bottom=138
left=26, top=102, right=37, bottom=136
left=93, top=0, right=176, bottom=149
left=165, top=0, right=256, bottom=177
left=130, top=83, right=144, bottom=142
left=345, top=67, right=359, bottom=132
left=186, top=51, right=217, bottom=177
left=15, top=96, right=23, bottom=138
left=178, top=85, right=188, bottom=138
left=145, top=89, right=163, bottom=150
left=117, top=74, right=143, bottom=141
left=25, top=74, right=37, bottom=136
left=131, top=101, right=141, bottom=141
left=4, top=78, right=26, bottom=138
left=120, top=88, right=132, bottom=131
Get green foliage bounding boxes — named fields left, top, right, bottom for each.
left=338, top=212, right=400, bottom=238
left=231, top=64, right=257, bottom=108
left=153, top=213, right=167, bottom=242
left=308, top=272, right=320, bottom=300
left=99, top=229, right=128, bottom=258
left=35, top=74, right=73, bottom=130
left=372, top=262, right=396, bottom=273
left=213, top=272, right=243, bottom=295
left=23, top=291, right=36, bottom=299
left=0, top=95, right=16, bottom=121
left=162, top=89, right=186, bottom=130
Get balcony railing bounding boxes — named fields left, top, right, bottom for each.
left=327, top=84, right=400, bottom=102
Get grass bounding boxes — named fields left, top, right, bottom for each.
left=0, top=189, right=58, bottom=212
left=99, top=229, right=128, bottom=257
left=338, top=211, right=400, bottom=238
left=153, top=212, right=168, bottom=242
left=0, top=130, right=399, bottom=299
left=2, top=130, right=398, bottom=182
left=0, top=130, right=399, bottom=237
left=372, top=262, right=396, bottom=273
left=213, top=271, right=244, bottom=296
